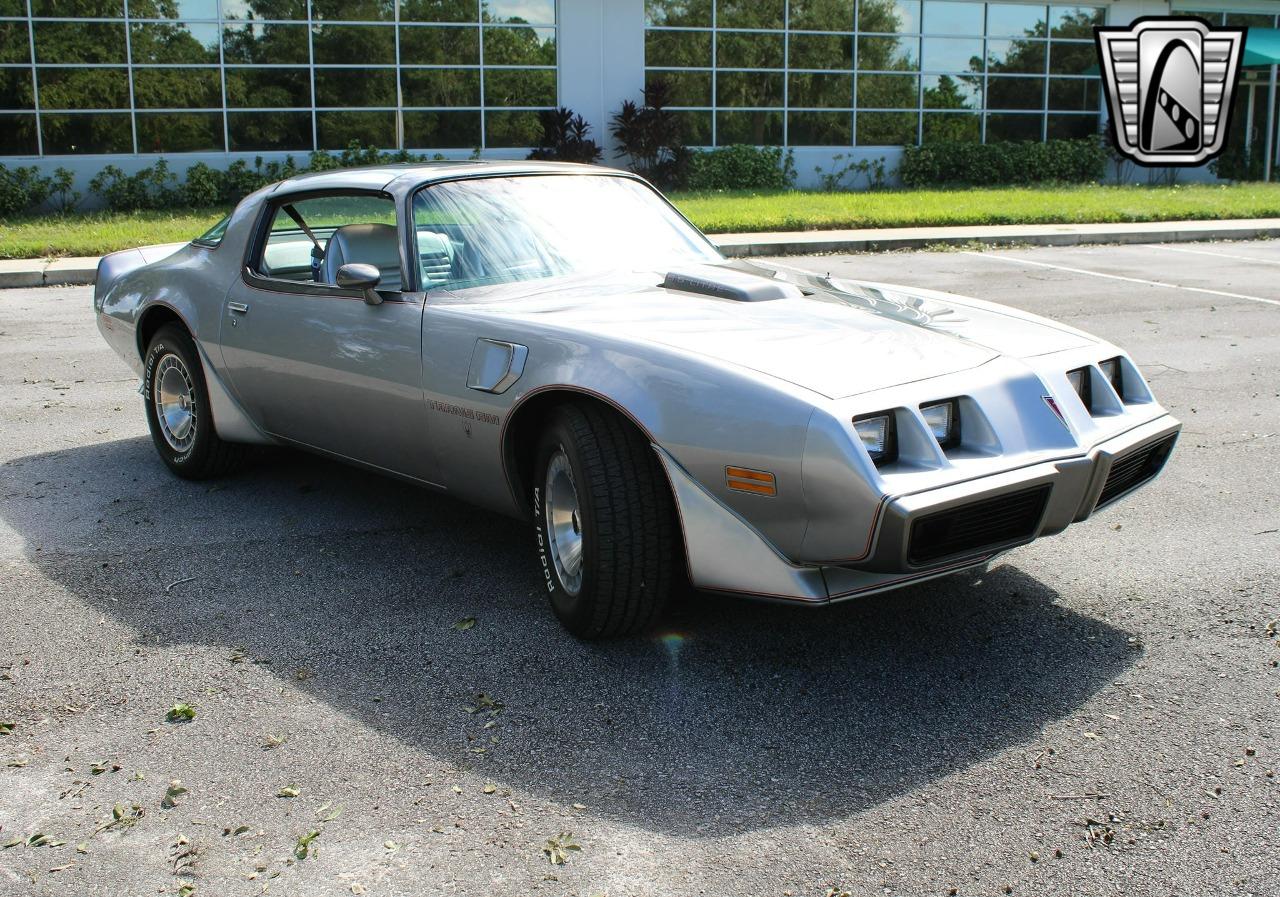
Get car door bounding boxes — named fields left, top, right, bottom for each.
left=217, top=189, right=439, bottom=486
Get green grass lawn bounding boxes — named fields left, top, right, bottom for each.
left=4, top=183, right=1280, bottom=259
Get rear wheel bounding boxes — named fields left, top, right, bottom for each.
left=532, top=403, right=679, bottom=639
left=143, top=323, right=244, bottom=480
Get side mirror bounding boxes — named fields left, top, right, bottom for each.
left=336, top=263, right=383, bottom=305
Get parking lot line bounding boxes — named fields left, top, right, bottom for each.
left=1142, top=243, right=1280, bottom=266
left=960, top=250, right=1280, bottom=308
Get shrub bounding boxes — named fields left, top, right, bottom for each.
left=813, top=153, right=888, bottom=192
left=47, top=167, right=81, bottom=213
left=685, top=145, right=796, bottom=191
left=610, top=81, right=690, bottom=189
left=182, top=161, right=224, bottom=207
left=899, top=138, right=1107, bottom=187
left=88, top=159, right=179, bottom=211
left=0, top=164, right=55, bottom=218
left=527, top=107, right=603, bottom=164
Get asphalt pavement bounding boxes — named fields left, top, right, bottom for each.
left=0, top=241, right=1276, bottom=897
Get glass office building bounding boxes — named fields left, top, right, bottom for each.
left=0, top=1, right=1257, bottom=171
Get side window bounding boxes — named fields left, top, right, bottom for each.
left=254, top=193, right=403, bottom=292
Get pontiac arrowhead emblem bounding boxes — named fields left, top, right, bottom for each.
left=1095, top=17, right=1246, bottom=166
left=1043, top=395, right=1070, bottom=431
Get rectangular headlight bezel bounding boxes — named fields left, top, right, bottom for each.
left=853, top=411, right=897, bottom=467
left=1066, top=366, right=1092, bottom=412
left=920, top=398, right=961, bottom=450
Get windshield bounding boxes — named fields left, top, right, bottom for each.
left=411, top=174, right=721, bottom=291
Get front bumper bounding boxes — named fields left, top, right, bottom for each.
left=657, top=414, right=1180, bottom=605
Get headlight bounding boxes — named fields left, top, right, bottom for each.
left=853, top=412, right=895, bottom=466
left=1099, top=357, right=1124, bottom=398
left=920, top=398, right=960, bottom=449
left=1066, top=366, right=1092, bottom=410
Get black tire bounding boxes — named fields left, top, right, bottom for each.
left=532, top=403, right=679, bottom=639
left=143, top=323, right=245, bottom=480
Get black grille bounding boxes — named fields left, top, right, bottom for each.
left=1096, top=434, right=1176, bottom=508
left=908, top=485, right=1051, bottom=566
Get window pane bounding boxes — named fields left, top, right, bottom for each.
left=226, top=68, right=311, bottom=107
left=987, top=3, right=1047, bottom=38
left=987, top=39, right=1045, bottom=74
left=1225, top=13, right=1275, bottom=29
left=130, top=22, right=220, bottom=65
left=484, top=0, right=555, bottom=24
left=228, top=109, right=312, bottom=150
left=858, top=35, right=918, bottom=71
left=985, top=111, right=1041, bottom=141
left=856, top=72, right=917, bottom=107
left=484, top=25, right=555, bottom=65
left=130, top=0, right=219, bottom=18
left=401, top=69, right=481, bottom=107
left=222, top=0, right=308, bottom=20
left=789, top=72, right=852, bottom=108
left=1049, top=6, right=1104, bottom=40
left=485, top=109, right=541, bottom=146
left=35, top=23, right=126, bottom=64
left=401, top=26, right=479, bottom=65
left=646, top=69, right=711, bottom=106
left=40, top=112, right=132, bottom=153
left=0, top=69, right=34, bottom=110
left=1048, top=76, right=1097, bottom=111
left=923, top=110, right=979, bottom=142
left=313, top=25, right=395, bottom=65
left=717, top=32, right=783, bottom=68
left=645, top=30, right=710, bottom=67
left=404, top=109, right=481, bottom=147
left=671, top=109, right=711, bottom=144
left=1046, top=112, right=1095, bottom=139
left=37, top=67, right=129, bottom=109
left=0, top=113, right=38, bottom=155
left=222, top=24, right=309, bottom=65
left=717, top=70, right=783, bottom=107
left=315, top=68, right=396, bottom=107
left=645, top=0, right=711, bottom=27
left=923, top=73, right=980, bottom=109
left=789, top=0, right=853, bottom=32
left=0, top=0, right=23, bottom=13
left=858, top=0, right=919, bottom=34
left=133, top=68, right=221, bottom=108
left=788, top=110, right=850, bottom=145
left=311, top=0, right=394, bottom=21
left=789, top=33, right=852, bottom=70
left=856, top=110, right=917, bottom=144
left=136, top=111, right=223, bottom=152
left=987, top=76, right=1043, bottom=110
left=31, top=0, right=122, bottom=14
left=923, top=1, right=983, bottom=35
left=317, top=110, right=395, bottom=148
left=1048, top=41, right=1094, bottom=75
left=716, top=109, right=782, bottom=145
left=921, top=37, right=982, bottom=72
left=716, top=0, right=783, bottom=30
left=484, top=68, right=555, bottom=106
left=402, top=0, right=478, bottom=23
left=0, top=22, right=29, bottom=65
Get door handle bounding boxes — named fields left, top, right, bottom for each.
left=227, top=302, right=249, bottom=314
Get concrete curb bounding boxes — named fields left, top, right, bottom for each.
left=713, top=218, right=1280, bottom=257
left=5, top=218, right=1280, bottom=287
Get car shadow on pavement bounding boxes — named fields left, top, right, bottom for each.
left=0, top=436, right=1137, bottom=838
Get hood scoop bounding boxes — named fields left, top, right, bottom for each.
left=662, top=264, right=804, bottom=303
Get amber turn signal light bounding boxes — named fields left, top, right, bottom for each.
left=726, top=466, right=776, bottom=496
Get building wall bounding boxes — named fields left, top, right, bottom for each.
left=5, top=0, right=1267, bottom=191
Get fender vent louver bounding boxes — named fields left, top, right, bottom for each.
left=662, top=265, right=804, bottom=302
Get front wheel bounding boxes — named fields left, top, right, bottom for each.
left=532, top=403, right=679, bottom=639
left=143, top=323, right=244, bottom=480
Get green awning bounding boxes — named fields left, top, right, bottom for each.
left=1244, top=28, right=1280, bottom=67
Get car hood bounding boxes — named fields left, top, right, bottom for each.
left=452, top=263, right=1096, bottom=400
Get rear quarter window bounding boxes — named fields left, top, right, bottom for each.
left=192, top=215, right=230, bottom=248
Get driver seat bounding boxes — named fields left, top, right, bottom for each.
left=320, top=223, right=402, bottom=292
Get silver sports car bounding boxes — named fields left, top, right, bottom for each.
left=94, top=162, right=1180, bottom=638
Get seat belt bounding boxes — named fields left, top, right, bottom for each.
left=282, top=204, right=326, bottom=281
